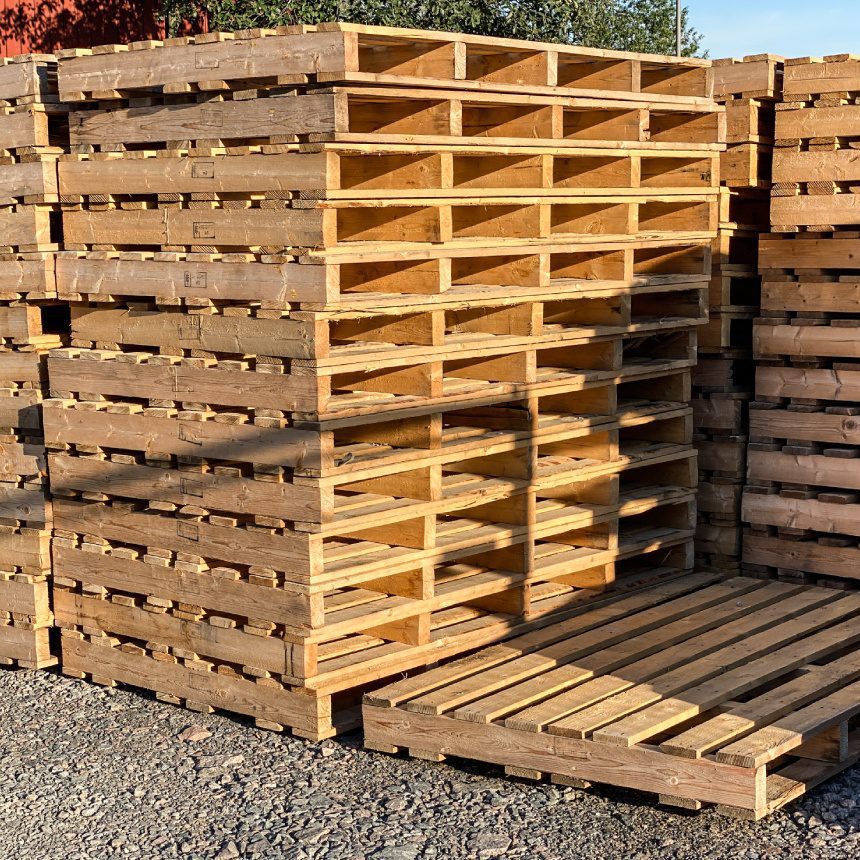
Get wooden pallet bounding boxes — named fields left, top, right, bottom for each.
left=57, top=145, right=719, bottom=201
left=53, top=240, right=713, bottom=306
left=363, top=575, right=860, bottom=818
left=56, top=24, right=713, bottom=104
left=60, top=194, right=718, bottom=254
left=65, top=86, right=724, bottom=151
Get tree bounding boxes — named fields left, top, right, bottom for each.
left=160, top=1, right=705, bottom=57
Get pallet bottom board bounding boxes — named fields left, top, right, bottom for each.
left=363, top=575, right=860, bottom=817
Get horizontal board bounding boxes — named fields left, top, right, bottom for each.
left=47, top=354, right=320, bottom=412
left=773, top=149, right=860, bottom=184
left=59, top=152, right=328, bottom=195
left=49, top=453, right=325, bottom=522
left=52, top=499, right=315, bottom=581
left=60, top=636, right=323, bottom=733
left=69, top=94, right=339, bottom=145
left=53, top=544, right=317, bottom=628
left=744, top=533, right=860, bottom=581
left=0, top=109, right=49, bottom=150
left=747, top=449, right=860, bottom=491
left=743, top=492, right=860, bottom=537
left=761, top=281, right=860, bottom=314
left=754, top=324, right=860, bottom=359
left=55, top=255, right=329, bottom=305
left=70, top=307, right=318, bottom=359
left=749, top=409, right=860, bottom=445
left=43, top=403, right=323, bottom=470
left=63, top=208, right=325, bottom=249
left=776, top=105, right=860, bottom=140
left=756, top=366, right=860, bottom=402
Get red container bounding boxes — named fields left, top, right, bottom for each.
left=0, top=0, right=165, bottom=57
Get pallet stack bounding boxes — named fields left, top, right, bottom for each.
left=45, top=24, right=721, bottom=738
left=0, top=54, right=66, bottom=668
left=744, top=54, right=860, bottom=586
left=693, top=56, right=782, bottom=572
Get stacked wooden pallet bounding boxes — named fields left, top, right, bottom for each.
left=744, top=55, right=860, bottom=586
left=45, top=24, right=720, bottom=738
left=694, top=56, right=782, bottom=571
left=0, top=54, right=66, bottom=668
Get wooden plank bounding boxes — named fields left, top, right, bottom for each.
left=759, top=237, right=860, bottom=271
left=42, top=403, right=323, bottom=471
left=743, top=490, right=860, bottom=535
left=0, top=486, right=49, bottom=524
left=0, top=255, right=55, bottom=295
left=756, top=365, right=860, bottom=402
left=761, top=281, right=860, bottom=314
left=495, top=581, right=795, bottom=732
left=55, top=589, right=294, bottom=675
left=0, top=207, right=51, bottom=247
left=784, top=59, right=860, bottom=97
left=0, top=528, right=51, bottom=571
left=749, top=409, right=860, bottom=445
left=69, top=307, right=318, bottom=359
left=0, top=160, right=58, bottom=199
left=364, top=572, right=717, bottom=707
left=55, top=254, right=328, bottom=305
left=58, top=31, right=348, bottom=99
left=771, top=195, right=860, bottom=228
left=775, top=105, right=860, bottom=140
left=0, top=305, right=41, bottom=340
left=53, top=544, right=318, bottom=628
left=61, top=636, right=325, bottom=735
left=0, top=351, right=43, bottom=383
left=743, top=533, right=860, bottom=581
left=47, top=354, right=319, bottom=412
left=717, top=678, right=860, bottom=768
left=362, top=705, right=763, bottom=810
left=69, top=94, right=340, bottom=146
left=0, top=575, right=50, bottom=616
left=59, top=152, right=328, bottom=195
left=773, top=149, right=860, bottom=184
left=754, top=323, right=860, bottom=360
left=48, top=453, right=325, bottom=523
left=63, top=208, right=324, bottom=249
left=0, top=624, right=50, bottom=664
left=53, top=499, right=315, bottom=582
left=0, top=110, right=49, bottom=150
left=747, top=449, right=860, bottom=491
left=403, top=577, right=751, bottom=717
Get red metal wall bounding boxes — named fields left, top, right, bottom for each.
left=1, top=0, right=164, bottom=57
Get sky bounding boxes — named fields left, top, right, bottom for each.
left=688, top=1, right=860, bottom=59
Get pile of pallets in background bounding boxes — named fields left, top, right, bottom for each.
left=43, top=24, right=720, bottom=738
left=0, top=54, right=65, bottom=668
left=693, top=56, right=782, bottom=572
left=744, top=55, right=860, bottom=586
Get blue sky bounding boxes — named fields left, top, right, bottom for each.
left=688, top=1, right=860, bottom=59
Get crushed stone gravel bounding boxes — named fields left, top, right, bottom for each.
left=1, top=669, right=857, bottom=859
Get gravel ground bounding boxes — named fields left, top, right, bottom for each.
left=1, top=669, right=857, bottom=860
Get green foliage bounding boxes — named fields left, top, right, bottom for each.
left=160, top=1, right=705, bottom=57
